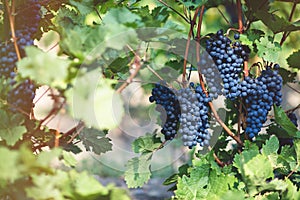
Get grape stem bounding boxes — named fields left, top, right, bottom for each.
left=236, top=0, right=243, bottom=33
left=195, top=6, right=244, bottom=146
left=116, top=45, right=142, bottom=93
left=182, top=7, right=200, bottom=86
left=280, top=2, right=297, bottom=46
left=5, top=0, right=21, bottom=61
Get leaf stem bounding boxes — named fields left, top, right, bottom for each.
left=280, top=2, right=297, bottom=46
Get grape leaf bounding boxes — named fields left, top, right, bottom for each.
left=17, top=46, right=70, bottom=89
left=0, top=147, right=20, bottom=182
left=262, top=136, right=279, bottom=156
left=278, top=68, right=297, bottom=84
left=124, top=152, right=152, bottom=188
left=132, top=134, right=162, bottom=153
left=62, top=151, right=77, bottom=167
left=179, top=0, right=208, bottom=9
left=66, top=69, right=124, bottom=130
left=70, top=170, right=109, bottom=197
left=175, top=164, right=210, bottom=199
left=79, top=128, right=112, bottom=155
left=287, top=50, right=300, bottom=69
left=255, top=36, right=281, bottom=63
left=255, top=11, right=300, bottom=34
left=274, top=105, right=300, bottom=137
left=69, top=0, right=94, bottom=15
left=0, top=111, right=27, bottom=146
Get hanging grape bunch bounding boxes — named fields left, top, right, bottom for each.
left=205, top=30, right=250, bottom=100
left=1, top=0, right=43, bottom=114
left=241, top=63, right=283, bottom=139
left=149, top=82, right=211, bottom=148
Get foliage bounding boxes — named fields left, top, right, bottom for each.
left=0, top=0, right=299, bottom=199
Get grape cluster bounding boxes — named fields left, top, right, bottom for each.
left=198, top=54, right=223, bottom=99
left=7, top=79, right=36, bottom=114
left=177, top=83, right=211, bottom=148
left=0, top=0, right=42, bottom=79
left=1, top=1, right=42, bottom=114
left=241, top=65, right=283, bottom=139
left=149, top=82, right=211, bottom=148
left=205, top=30, right=249, bottom=99
left=149, top=82, right=181, bottom=140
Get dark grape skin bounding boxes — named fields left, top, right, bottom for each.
left=149, top=82, right=211, bottom=148
left=241, top=64, right=283, bottom=139
left=177, top=83, right=211, bottom=148
left=7, top=79, right=36, bottom=114
left=205, top=29, right=249, bottom=100
left=149, top=82, right=181, bottom=140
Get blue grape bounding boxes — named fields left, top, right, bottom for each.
left=149, top=82, right=211, bottom=148
left=205, top=30, right=249, bottom=99
left=241, top=64, right=283, bottom=139
left=7, top=79, right=36, bottom=114
left=149, top=82, right=181, bottom=140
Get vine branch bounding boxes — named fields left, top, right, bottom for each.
left=116, top=45, right=142, bottom=93
left=182, top=7, right=200, bottom=86
left=280, top=2, right=297, bottom=46
left=5, top=0, right=21, bottom=61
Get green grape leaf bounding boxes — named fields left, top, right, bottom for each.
left=283, top=179, right=300, bottom=199
left=294, top=139, right=300, bottom=165
left=255, top=36, right=281, bottom=63
left=287, top=50, right=300, bottom=69
left=79, top=128, right=112, bottom=155
left=175, top=164, right=210, bottom=199
left=132, top=134, right=162, bottom=153
left=262, top=136, right=279, bottom=156
left=233, top=148, right=259, bottom=172
left=243, top=154, right=273, bottom=184
left=66, top=69, right=124, bottom=130
left=0, top=111, right=27, bottom=146
left=124, top=152, right=152, bottom=188
left=0, top=147, right=20, bottom=182
left=0, top=126, right=27, bottom=146
left=17, top=46, right=70, bottom=89
left=26, top=172, right=67, bottom=200
left=69, top=0, right=94, bottom=15
left=70, top=170, right=109, bottom=197
left=255, top=11, right=300, bottom=33
left=274, top=105, right=300, bottom=137
left=62, top=151, right=77, bottom=167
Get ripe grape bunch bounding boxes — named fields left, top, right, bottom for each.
left=149, top=82, right=181, bottom=140
left=241, top=63, right=283, bottom=139
left=149, top=82, right=211, bottom=148
left=0, top=0, right=42, bottom=114
left=176, top=83, right=211, bottom=148
left=205, top=30, right=249, bottom=99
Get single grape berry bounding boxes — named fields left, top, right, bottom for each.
left=234, top=33, right=240, bottom=40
